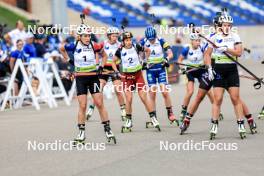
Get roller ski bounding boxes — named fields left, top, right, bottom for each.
left=209, top=120, right=218, bottom=140
left=238, top=120, right=246, bottom=139
left=146, top=116, right=161, bottom=131
left=258, top=108, right=264, bottom=119
left=121, top=118, right=132, bottom=133
left=180, top=118, right=190, bottom=135
left=72, top=129, right=85, bottom=146
left=168, top=113, right=179, bottom=126
left=104, top=127, right=116, bottom=144
left=247, top=118, right=257, bottom=134
left=86, top=104, right=95, bottom=120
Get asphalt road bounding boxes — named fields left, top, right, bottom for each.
left=0, top=60, right=263, bottom=176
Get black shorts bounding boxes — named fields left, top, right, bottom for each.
left=213, top=64, right=239, bottom=89
left=99, top=66, right=120, bottom=82
left=186, top=68, right=212, bottom=91
left=75, top=75, right=101, bottom=96
left=15, top=68, right=23, bottom=89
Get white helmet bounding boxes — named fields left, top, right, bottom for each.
left=219, top=14, right=233, bottom=24
left=189, top=33, right=200, bottom=40
left=77, top=24, right=91, bottom=35
left=107, top=27, right=119, bottom=35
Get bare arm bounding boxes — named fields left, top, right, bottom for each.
left=9, top=57, right=16, bottom=71
left=100, top=50, right=107, bottom=67
left=112, top=56, right=119, bottom=72
left=204, top=47, right=213, bottom=66
left=226, top=43, right=243, bottom=57
left=144, top=47, right=151, bottom=60
left=59, top=44, right=70, bottom=62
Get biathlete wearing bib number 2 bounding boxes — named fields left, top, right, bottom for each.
left=141, top=26, right=178, bottom=126
left=60, top=24, right=116, bottom=145
left=112, top=31, right=160, bottom=132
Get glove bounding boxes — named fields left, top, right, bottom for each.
left=162, top=57, right=170, bottom=68
left=216, top=45, right=228, bottom=53
left=97, top=66, right=104, bottom=75
left=207, top=65, right=214, bottom=81
left=142, top=62, right=148, bottom=70
left=179, top=67, right=187, bottom=74
left=113, top=71, right=122, bottom=79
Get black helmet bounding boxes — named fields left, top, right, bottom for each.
left=213, top=12, right=222, bottom=26
left=122, top=31, right=133, bottom=41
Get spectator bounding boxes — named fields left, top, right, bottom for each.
left=4, top=20, right=27, bottom=51
left=83, top=6, right=91, bottom=16
left=121, top=17, right=129, bottom=28
left=23, top=32, right=37, bottom=61
left=9, top=39, right=26, bottom=95
left=34, top=34, right=47, bottom=58
left=143, top=2, right=150, bottom=12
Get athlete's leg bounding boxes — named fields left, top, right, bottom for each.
left=227, top=87, right=244, bottom=120
left=212, top=87, right=225, bottom=120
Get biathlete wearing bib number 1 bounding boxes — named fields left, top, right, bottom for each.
left=60, top=24, right=116, bottom=144
left=204, top=13, right=247, bottom=139
left=141, top=26, right=179, bottom=127
left=86, top=27, right=126, bottom=121
left=112, top=31, right=161, bottom=132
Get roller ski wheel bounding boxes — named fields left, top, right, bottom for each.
left=239, top=132, right=246, bottom=139
left=210, top=133, right=216, bottom=140
left=170, top=119, right=179, bottom=126
left=168, top=114, right=179, bottom=126
left=219, top=113, right=224, bottom=121
left=121, top=126, right=132, bottom=133
left=146, top=121, right=153, bottom=128
left=107, top=136, right=117, bottom=144
left=258, top=112, right=264, bottom=119
left=72, top=138, right=85, bottom=146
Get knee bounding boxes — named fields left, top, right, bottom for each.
left=196, top=95, right=204, bottom=103
left=231, top=96, right=240, bottom=105
left=94, top=99, right=103, bottom=109
left=126, top=96, right=133, bottom=105
left=187, top=90, right=194, bottom=97
left=79, top=102, right=87, bottom=111
left=162, top=92, right=169, bottom=99
left=214, top=97, right=223, bottom=106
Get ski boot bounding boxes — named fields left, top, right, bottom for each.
left=104, top=125, right=116, bottom=144
left=180, top=117, right=190, bottom=135
left=258, top=108, right=264, bottom=119
left=238, top=120, right=246, bottom=139
left=86, top=104, right=95, bottom=120
left=168, top=113, right=179, bottom=126
left=209, top=120, right=218, bottom=140
left=179, top=109, right=187, bottom=126
left=121, top=118, right=132, bottom=133
left=146, top=116, right=161, bottom=131
left=247, top=117, right=257, bottom=134
left=219, top=112, right=224, bottom=121
left=120, top=106, right=126, bottom=121
left=72, top=129, right=85, bottom=146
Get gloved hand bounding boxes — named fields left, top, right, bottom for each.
left=162, top=57, right=170, bottom=68
left=97, top=66, right=104, bottom=75
left=216, top=45, right=228, bottom=53
left=207, top=65, right=214, bottom=81
left=113, top=71, right=122, bottom=79
left=179, top=67, right=187, bottom=74
left=142, top=62, right=148, bottom=70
